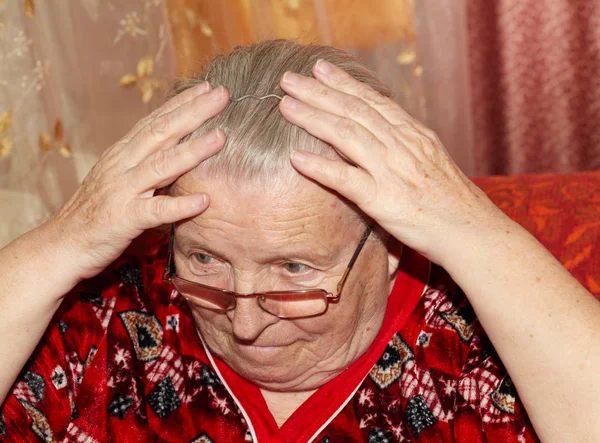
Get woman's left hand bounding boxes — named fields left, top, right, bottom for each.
left=280, top=60, right=600, bottom=443
left=279, top=60, right=510, bottom=265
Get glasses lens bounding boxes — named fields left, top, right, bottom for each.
left=173, top=278, right=235, bottom=312
left=259, top=291, right=328, bottom=318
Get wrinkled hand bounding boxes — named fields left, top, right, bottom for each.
left=279, top=60, right=507, bottom=265
left=47, top=82, right=229, bottom=281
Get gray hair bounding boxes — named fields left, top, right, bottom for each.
left=171, top=39, right=391, bottom=187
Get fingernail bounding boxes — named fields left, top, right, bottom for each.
left=191, top=194, right=208, bottom=209
left=315, top=59, right=332, bottom=75
left=196, top=81, right=211, bottom=94
left=282, top=71, right=300, bottom=85
left=204, top=129, right=220, bottom=144
left=211, top=86, right=224, bottom=101
left=281, top=96, right=299, bottom=110
left=291, top=150, right=307, bottom=163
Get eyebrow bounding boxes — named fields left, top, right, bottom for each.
left=174, top=230, right=336, bottom=266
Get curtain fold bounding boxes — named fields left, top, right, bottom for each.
left=414, top=0, right=475, bottom=176
left=468, top=0, right=600, bottom=175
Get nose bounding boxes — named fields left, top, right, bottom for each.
left=229, top=296, right=278, bottom=342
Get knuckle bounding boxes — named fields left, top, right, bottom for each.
left=336, top=74, right=355, bottom=90
left=363, top=86, right=388, bottom=107
left=303, top=108, right=320, bottom=125
left=138, top=115, right=153, bottom=128
left=149, top=149, right=170, bottom=178
left=334, top=117, right=357, bottom=140
left=133, top=115, right=153, bottom=134
left=342, top=96, right=369, bottom=118
left=382, top=120, right=397, bottom=139
left=149, top=198, right=167, bottom=221
left=423, top=127, right=440, bottom=143
left=148, top=115, right=170, bottom=139
left=172, top=141, right=196, bottom=165
left=124, top=174, right=138, bottom=196
left=395, top=120, right=413, bottom=135
left=149, top=104, right=167, bottom=119
left=170, top=142, right=184, bottom=160
left=102, top=143, right=127, bottom=166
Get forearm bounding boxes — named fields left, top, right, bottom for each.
left=0, top=222, right=79, bottom=405
left=440, top=217, right=600, bottom=442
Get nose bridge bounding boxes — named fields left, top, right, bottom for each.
left=227, top=266, right=281, bottom=341
left=232, top=267, right=281, bottom=295
left=232, top=273, right=259, bottom=295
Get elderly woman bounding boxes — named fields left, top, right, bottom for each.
left=0, top=40, right=599, bottom=443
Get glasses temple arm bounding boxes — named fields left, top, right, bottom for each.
left=163, top=224, right=176, bottom=281
left=336, top=224, right=373, bottom=294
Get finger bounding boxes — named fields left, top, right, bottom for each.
left=312, top=59, right=424, bottom=129
left=129, top=128, right=226, bottom=193
left=280, top=96, right=388, bottom=170
left=129, top=85, right=229, bottom=161
left=281, top=72, right=404, bottom=153
left=290, top=150, right=375, bottom=209
left=300, top=66, right=441, bottom=163
left=130, top=193, right=210, bottom=230
left=124, top=81, right=212, bottom=141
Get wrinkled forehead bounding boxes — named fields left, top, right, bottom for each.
left=169, top=169, right=363, bottom=249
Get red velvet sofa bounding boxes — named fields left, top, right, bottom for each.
left=472, top=171, right=600, bottom=301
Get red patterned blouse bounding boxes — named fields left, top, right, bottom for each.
left=0, top=231, right=540, bottom=442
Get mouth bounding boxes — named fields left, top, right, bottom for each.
left=234, top=337, right=296, bottom=348
left=242, top=343, right=291, bottom=349
left=236, top=342, right=294, bottom=356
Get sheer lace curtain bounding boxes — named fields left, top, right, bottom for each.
left=0, top=0, right=474, bottom=247
left=0, top=0, right=177, bottom=247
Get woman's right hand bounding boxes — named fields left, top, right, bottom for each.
left=44, top=81, right=229, bottom=285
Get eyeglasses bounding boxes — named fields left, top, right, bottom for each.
left=162, top=224, right=372, bottom=319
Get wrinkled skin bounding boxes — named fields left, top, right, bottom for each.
left=278, top=60, right=507, bottom=267
left=170, top=174, right=399, bottom=392
left=49, top=83, right=230, bottom=285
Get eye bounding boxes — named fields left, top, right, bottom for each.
left=193, top=253, right=214, bottom=265
left=283, top=262, right=308, bottom=274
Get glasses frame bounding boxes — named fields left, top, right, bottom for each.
left=162, top=223, right=373, bottom=319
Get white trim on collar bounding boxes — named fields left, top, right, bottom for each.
left=197, top=329, right=258, bottom=443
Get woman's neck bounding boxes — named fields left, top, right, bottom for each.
left=260, top=388, right=317, bottom=427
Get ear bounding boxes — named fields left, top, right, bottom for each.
left=387, top=237, right=404, bottom=279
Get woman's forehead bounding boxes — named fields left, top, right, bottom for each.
left=172, top=174, right=361, bottom=247
left=174, top=172, right=349, bottom=216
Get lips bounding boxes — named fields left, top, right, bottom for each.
left=235, top=339, right=296, bottom=348
left=241, top=343, right=292, bottom=348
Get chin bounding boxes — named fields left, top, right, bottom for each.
left=226, top=345, right=307, bottom=386
left=234, top=365, right=307, bottom=390
left=232, top=342, right=295, bottom=366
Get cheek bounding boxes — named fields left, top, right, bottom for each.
left=290, top=266, right=391, bottom=339
left=189, top=306, right=231, bottom=337
left=292, top=297, right=364, bottom=341
left=331, top=257, right=391, bottom=325
left=190, top=302, right=318, bottom=342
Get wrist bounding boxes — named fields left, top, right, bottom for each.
left=27, top=220, right=87, bottom=295
left=435, top=210, right=530, bottom=271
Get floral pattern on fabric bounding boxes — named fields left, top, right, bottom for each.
left=0, top=229, right=539, bottom=442
left=313, top=272, right=539, bottom=443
